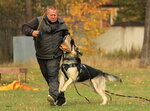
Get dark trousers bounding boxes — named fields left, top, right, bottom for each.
left=37, top=57, right=61, bottom=100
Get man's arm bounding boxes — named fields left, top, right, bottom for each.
left=22, top=18, right=39, bottom=36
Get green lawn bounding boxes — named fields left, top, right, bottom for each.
left=0, top=67, right=150, bottom=111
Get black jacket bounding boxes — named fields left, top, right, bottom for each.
left=22, top=16, right=69, bottom=59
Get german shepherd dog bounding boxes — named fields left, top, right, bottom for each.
left=57, top=39, right=122, bottom=106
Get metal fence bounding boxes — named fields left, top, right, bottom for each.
left=13, top=36, right=36, bottom=63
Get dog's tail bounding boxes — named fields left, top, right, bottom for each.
left=104, top=73, right=122, bottom=82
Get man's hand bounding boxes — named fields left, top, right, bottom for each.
left=32, top=30, right=39, bottom=37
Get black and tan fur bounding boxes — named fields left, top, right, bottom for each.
left=58, top=39, right=122, bottom=105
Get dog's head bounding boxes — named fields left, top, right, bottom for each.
left=60, top=35, right=82, bottom=58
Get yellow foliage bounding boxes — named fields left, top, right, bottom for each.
left=60, top=0, right=113, bottom=54
left=78, top=46, right=105, bottom=54
left=80, top=38, right=91, bottom=46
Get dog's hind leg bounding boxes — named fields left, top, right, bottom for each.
left=91, top=77, right=107, bottom=105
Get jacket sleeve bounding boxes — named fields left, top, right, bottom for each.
left=22, top=18, right=39, bottom=36
left=62, top=23, right=70, bottom=37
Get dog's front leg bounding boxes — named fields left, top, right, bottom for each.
left=60, top=67, right=78, bottom=92
left=56, top=68, right=78, bottom=106
left=60, top=78, right=73, bottom=92
left=56, top=78, right=73, bottom=106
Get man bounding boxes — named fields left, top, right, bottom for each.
left=22, top=6, right=69, bottom=106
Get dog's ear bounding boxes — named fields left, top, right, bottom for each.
left=70, top=39, right=75, bottom=46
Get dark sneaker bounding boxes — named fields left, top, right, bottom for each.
left=56, top=92, right=66, bottom=106
left=56, top=98, right=66, bottom=106
left=47, top=95, right=55, bottom=106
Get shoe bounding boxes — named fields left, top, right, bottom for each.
left=56, top=92, right=66, bottom=106
left=56, top=99, right=66, bottom=106
left=47, top=95, right=55, bottom=106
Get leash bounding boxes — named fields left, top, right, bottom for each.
left=105, top=90, right=150, bottom=102
left=73, top=81, right=91, bottom=103
left=81, top=82, right=113, bottom=101
left=61, top=56, right=150, bottom=103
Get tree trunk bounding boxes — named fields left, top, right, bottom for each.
left=140, top=0, right=150, bottom=66
left=25, top=0, right=32, bottom=21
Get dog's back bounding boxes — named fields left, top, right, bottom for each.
left=76, top=64, right=122, bottom=83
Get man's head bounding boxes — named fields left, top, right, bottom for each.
left=46, top=6, right=58, bottom=23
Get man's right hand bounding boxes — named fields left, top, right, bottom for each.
left=32, top=30, right=39, bottom=37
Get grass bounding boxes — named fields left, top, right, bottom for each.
left=0, top=56, right=150, bottom=111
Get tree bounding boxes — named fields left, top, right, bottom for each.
left=0, top=0, right=26, bottom=63
left=32, top=0, right=55, bottom=16
left=0, top=0, right=55, bottom=63
left=114, top=0, right=146, bottom=24
left=57, top=0, right=112, bottom=53
left=140, top=0, right=150, bottom=66
left=25, top=0, right=32, bottom=21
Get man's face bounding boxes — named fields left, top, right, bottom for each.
left=46, top=9, right=58, bottom=23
